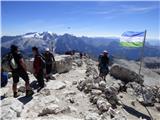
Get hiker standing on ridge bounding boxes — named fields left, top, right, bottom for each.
left=98, top=50, right=109, bottom=80
left=32, top=47, right=45, bottom=91
left=43, top=48, right=55, bottom=82
left=10, top=45, right=33, bottom=98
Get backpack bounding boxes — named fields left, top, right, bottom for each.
left=2, top=53, right=18, bottom=71
left=9, top=54, right=18, bottom=70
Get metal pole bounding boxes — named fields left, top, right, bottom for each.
left=138, top=30, right=147, bottom=76
left=138, top=30, right=153, bottom=120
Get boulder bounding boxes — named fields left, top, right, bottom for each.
left=1, top=107, right=17, bottom=120
left=77, top=80, right=86, bottom=91
left=105, top=86, right=118, bottom=99
left=25, top=55, right=72, bottom=74
left=104, top=87, right=119, bottom=106
left=96, top=97, right=111, bottom=112
left=85, top=112, right=100, bottom=120
left=72, top=81, right=78, bottom=85
left=157, top=88, right=160, bottom=102
left=110, top=64, right=144, bottom=84
left=73, top=59, right=83, bottom=67
left=39, top=88, right=51, bottom=96
left=126, top=82, right=144, bottom=97
left=86, top=66, right=98, bottom=77
left=91, top=89, right=102, bottom=96
left=38, top=104, right=61, bottom=116
left=90, top=95, right=99, bottom=104
left=1, top=98, right=24, bottom=119
left=47, top=81, right=66, bottom=90
left=99, top=81, right=106, bottom=91
left=93, top=76, right=103, bottom=84
left=155, top=103, right=160, bottom=112
left=55, top=55, right=72, bottom=73
left=137, top=87, right=155, bottom=106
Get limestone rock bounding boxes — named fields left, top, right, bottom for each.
left=25, top=55, right=72, bottom=74
left=47, top=81, right=66, bottom=90
left=155, top=103, right=160, bottom=112
left=96, top=97, right=111, bottom=112
left=74, top=59, right=83, bottom=67
left=1, top=98, right=24, bottom=119
left=91, top=89, right=102, bottom=96
left=99, top=81, right=106, bottom=91
left=39, top=88, right=51, bottom=96
left=93, top=76, right=103, bottom=84
left=85, top=112, right=100, bottom=120
left=1, top=107, right=17, bottom=120
left=137, top=87, right=155, bottom=106
left=38, top=104, right=61, bottom=116
left=55, top=55, right=72, bottom=73
left=72, top=81, right=78, bottom=85
left=110, top=64, right=144, bottom=84
left=77, top=80, right=86, bottom=91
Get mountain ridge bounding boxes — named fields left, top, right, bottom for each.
left=1, top=32, right=160, bottom=60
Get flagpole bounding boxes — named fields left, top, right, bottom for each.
left=138, top=30, right=147, bottom=77
left=138, top=30, right=154, bottom=120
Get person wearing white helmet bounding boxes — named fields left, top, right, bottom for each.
left=43, top=48, right=55, bottom=82
left=45, top=48, right=49, bottom=52
left=98, top=50, right=109, bottom=80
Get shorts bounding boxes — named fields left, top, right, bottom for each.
left=12, top=70, right=29, bottom=84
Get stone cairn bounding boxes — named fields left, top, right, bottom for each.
left=77, top=59, right=160, bottom=119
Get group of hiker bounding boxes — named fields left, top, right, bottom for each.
left=1, top=45, right=110, bottom=98
left=2, top=45, right=56, bottom=98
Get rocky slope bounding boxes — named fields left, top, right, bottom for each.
left=1, top=55, right=160, bottom=120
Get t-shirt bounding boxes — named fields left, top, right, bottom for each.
left=12, top=52, right=24, bottom=71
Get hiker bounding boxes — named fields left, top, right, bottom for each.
left=10, top=45, right=33, bottom=98
left=80, top=52, right=83, bottom=59
left=32, top=47, right=45, bottom=90
left=98, top=50, right=109, bottom=80
left=98, top=53, right=103, bottom=75
left=43, top=48, right=55, bottom=82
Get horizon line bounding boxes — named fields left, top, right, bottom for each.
left=1, top=31, right=159, bottom=40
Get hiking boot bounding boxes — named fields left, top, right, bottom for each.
left=26, top=90, right=34, bottom=97
left=13, top=92, right=20, bottom=98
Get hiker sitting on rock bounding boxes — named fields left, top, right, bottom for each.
left=10, top=45, right=33, bottom=98
left=32, top=47, right=45, bottom=91
left=98, top=50, right=109, bottom=80
left=43, top=48, right=55, bottom=82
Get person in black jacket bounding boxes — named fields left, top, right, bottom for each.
left=10, top=45, right=33, bottom=98
left=32, top=47, right=45, bottom=91
left=98, top=50, right=109, bottom=80
left=43, top=48, right=55, bottom=82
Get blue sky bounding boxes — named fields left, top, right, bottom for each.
left=1, top=1, right=160, bottom=39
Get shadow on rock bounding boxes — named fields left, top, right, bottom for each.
left=0, top=95, right=5, bottom=100
left=123, top=104, right=151, bottom=120
left=18, top=96, right=33, bottom=105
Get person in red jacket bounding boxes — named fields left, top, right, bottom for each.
left=32, top=47, right=45, bottom=91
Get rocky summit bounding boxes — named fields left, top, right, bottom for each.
left=1, top=54, right=160, bottom=120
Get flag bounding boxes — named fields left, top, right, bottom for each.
left=120, top=31, right=145, bottom=47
